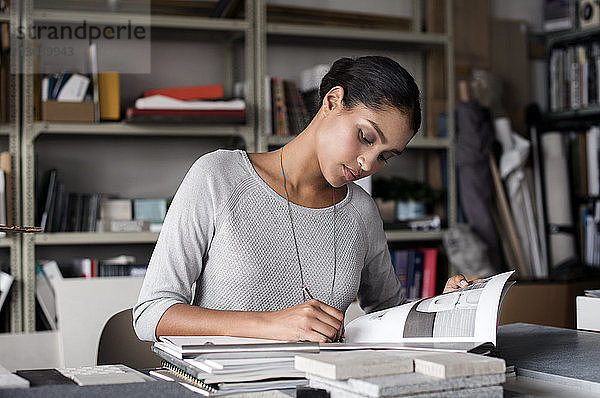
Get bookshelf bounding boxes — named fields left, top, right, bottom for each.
left=11, top=0, right=456, bottom=332
left=0, top=4, right=23, bottom=334
left=17, top=0, right=257, bottom=332
left=530, top=25, right=600, bottom=277
left=255, top=0, right=456, bottom=239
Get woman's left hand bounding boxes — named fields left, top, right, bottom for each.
left=443, top=274, right=483, bottom=293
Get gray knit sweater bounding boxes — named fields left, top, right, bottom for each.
left=133, top=149, right=405, bottom=341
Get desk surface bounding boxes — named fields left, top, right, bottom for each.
left=2, top=323, right=599, bottom=397
left=497, top=322, right=600, bottom=393
left=0, top=380, right=200, bottom=398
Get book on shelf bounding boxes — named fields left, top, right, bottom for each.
left=143, top=84, right=224, bottom=101
left=549, top=40, right=600, bottom=113
left=51, top=255, right=146, bottom=279
left=38, top=169, right=57, bottom=232
left=35, top=263, right=57, bottom=330
left=100, top=198, right=132, bottom=220
left=37, top=169, right=171, bottom=233
left=125, top=108, right=245, bottom=124
left=127, top=85, right=245, bottom=124
left=88, top=43, right=100, bottom=123
left=270, top=77, right=289, bottom=136
left=269, top=77, right=311, bottom=136
left=98, top=72, right=120, bottom=121
left=390, top=248, right=438, bottom=300
left=283, top=80, right=309, bottom=136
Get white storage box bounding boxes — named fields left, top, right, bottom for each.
left=576, top=296, right=600, bottom=332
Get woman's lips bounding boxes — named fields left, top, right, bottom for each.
left=344, top=165, right=358, bottom=181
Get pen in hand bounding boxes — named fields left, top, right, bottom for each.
left=302, top=284, right=344, bottom=343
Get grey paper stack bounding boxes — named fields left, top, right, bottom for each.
left=296, top=351, right=505, bottom=398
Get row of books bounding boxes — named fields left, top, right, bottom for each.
left=37, top=169, right=168, bottom=233
left=389, top=248, right=437, bottom=301
left=567, top=127, right=600, bottom=197
left=581, top=204, right=600, bottom=268
left=71, top=256, right=147, bottom=278
left=549, top=42, right=600, bottom=112
left=126, top=84, right=246, bottom=124
left=264, top=64, right=328, bottom=136
left=266, top=77, right=310, bottom=136
left=566, top=127, right=600, bottom=267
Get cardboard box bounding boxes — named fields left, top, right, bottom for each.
left=577, top=296, right=600, bottom=332
left=42, top=101, right=95, bottom=122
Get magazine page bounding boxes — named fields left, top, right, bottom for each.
left=345, top=271, right=515, bottom=346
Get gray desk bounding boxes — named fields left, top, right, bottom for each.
left=498, top=322, right=600, bottom=396
left=0, top=380, right=201, bottom=398
left=2, top=323, right=599, bottom=397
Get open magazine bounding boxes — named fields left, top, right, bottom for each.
left=345, top=270, right=515, bottom=346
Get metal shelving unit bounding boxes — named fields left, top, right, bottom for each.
left=34, top=232, right=159, bottom=246
left=12, top=0, right=456, bottom=332
left=31, top=122, right=252, bottom=139
left=254, top=0, right=456, bottom=237
left=33, top=9, right=249, bottom=32
left=263, top=134, right=452, bottom=150
left=18, top=1, right=257, bottom=332
left=0, top=4, right=23, bottom=333
left=385, top=230, right=443, bottom=242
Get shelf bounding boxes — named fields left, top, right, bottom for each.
left=408, top=136, right=451, bottom=149
left=33, top=9, right=249, bottom=32
left=32, top=122, right=252, bottom=139
left=385, top=230, right=443, bottom=242
left=548, top=107, right=600, bottom=120
left=262, top=135, right=451, bottom=149
left=34, top=232, right=159, bottom=245
left=0, top=237, right=13, bottom=247
left=267, top=23, right=448, bottom=46
left=265, top=134, right=294, bottom=147
left=0, top=124, right=10, bottom=136
left=0, top=12, right=8, bottom=22
left=548, top=26, right=600, bottom=47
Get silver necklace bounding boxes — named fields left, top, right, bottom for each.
left=280, top=147, right=337, bottom=304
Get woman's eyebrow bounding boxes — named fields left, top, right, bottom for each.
left=367, top=119, right=402, bottom=155
left=367, top=119, right=386, bottom=143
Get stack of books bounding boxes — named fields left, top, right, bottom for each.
left=126, top=84, right=246, bottom=124
left=151, top=336, right=312, bottom=394
left=297, top=350, right=506, bottom=397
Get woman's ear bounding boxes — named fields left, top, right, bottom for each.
left=322, top=86, right=344, bottom=115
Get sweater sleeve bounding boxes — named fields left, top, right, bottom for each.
left=133, top=154, right=221, bottom=341
left=355, top=192, right=407, bottom=314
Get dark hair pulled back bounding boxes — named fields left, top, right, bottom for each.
left=319, top=56, right=421, bottom=134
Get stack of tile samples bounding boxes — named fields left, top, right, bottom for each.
left=295, top=351, right=505, bottom=398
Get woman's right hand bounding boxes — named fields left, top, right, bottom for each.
left=263, top=299, right=344, bottom=343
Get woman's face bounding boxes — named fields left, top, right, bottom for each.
left=317, top=96, right=414, bottom=188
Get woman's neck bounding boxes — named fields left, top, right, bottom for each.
left=280, top=126, right=331, bottom=196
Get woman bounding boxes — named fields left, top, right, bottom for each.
left=133, top=56, right=470, bottom=343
